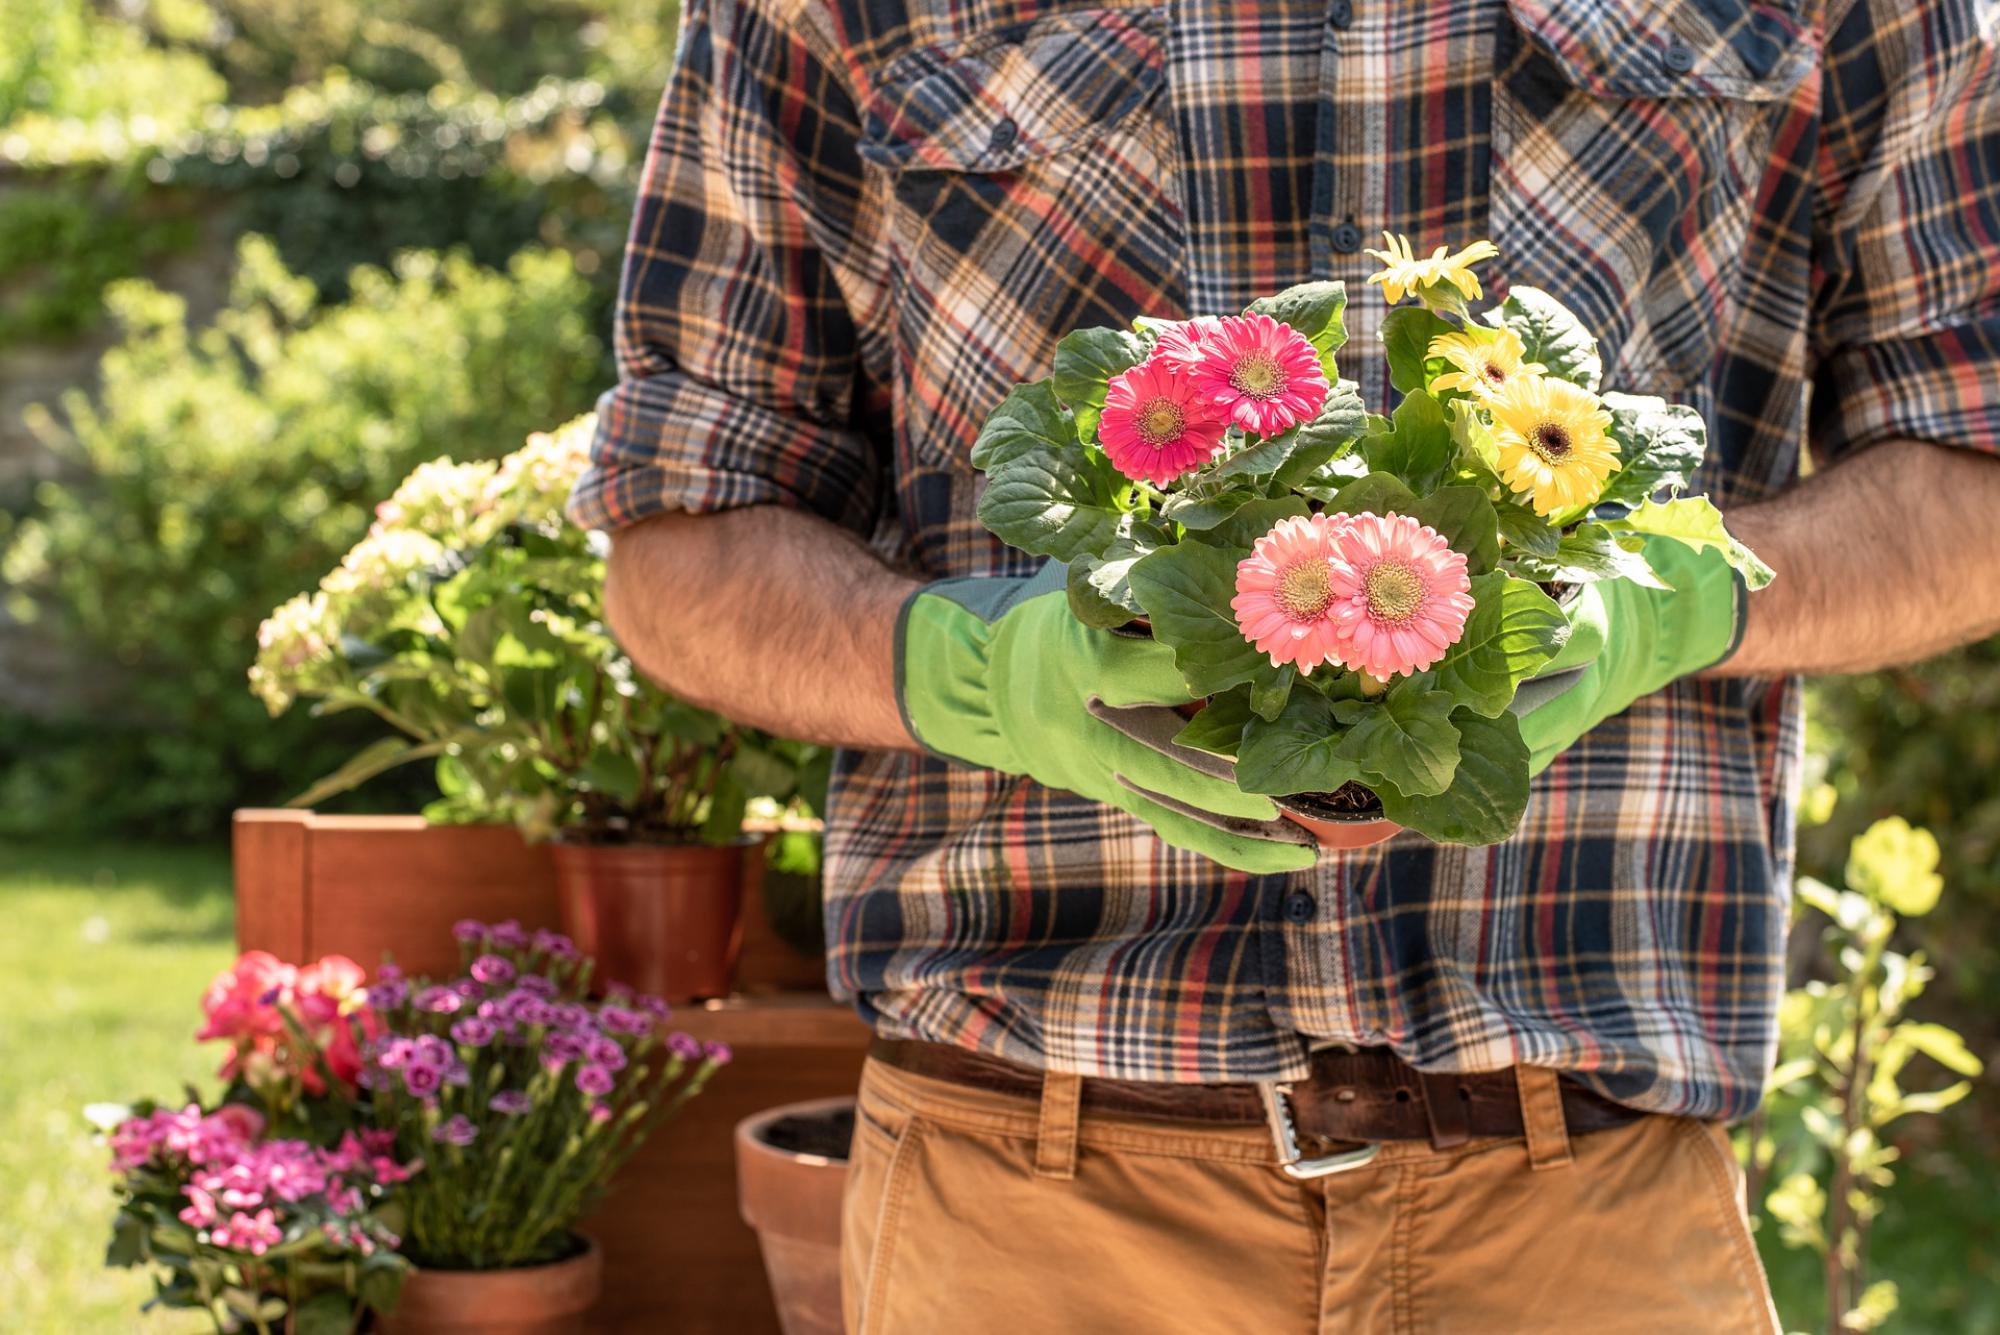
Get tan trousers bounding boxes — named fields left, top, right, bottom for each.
left=840, top=1055, right=1780, bottom=1334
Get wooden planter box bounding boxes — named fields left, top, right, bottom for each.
left=233, top=810, right=868, bottom=1334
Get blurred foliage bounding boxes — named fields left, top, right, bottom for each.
left=0, top=175, right=198, bottom=346
left=0, top=237, right=601, bottom=837
left=1748, top=817, right=1985, bottom=1333
left=0, top=0, right=224, bottom=130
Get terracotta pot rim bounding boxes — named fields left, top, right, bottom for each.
left=404, top=1233, right=597, bottom=1277
left=550, top=832, right=762, bottom=851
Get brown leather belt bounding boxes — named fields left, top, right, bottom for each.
left=870, top=1038, right=1642, bottom=1175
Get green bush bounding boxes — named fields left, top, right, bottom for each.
left=0, top=176, right=198, bottom=348
left=0, top=0, right=223, bottom=130
left=0, top=235, right=603, bottom=837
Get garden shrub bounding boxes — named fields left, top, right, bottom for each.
left=0, top=175, right=199, bottom=349
left=0, top=235, right=603, bottom=837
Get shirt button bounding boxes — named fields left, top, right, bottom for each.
left=988, top=117, right=1019, bottom=149
left=1329, top=0, right=1354, bottom=29
left=1282, top=891, right=1318, bottom=924
left=1330, top=220, right=1363, bottom=253
left=1661, top=37, right=1695, bottom=75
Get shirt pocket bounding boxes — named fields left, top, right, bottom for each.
left=858, top=5, right=1186, bottom=471
left=1489, top=0, right=1817, bottom=393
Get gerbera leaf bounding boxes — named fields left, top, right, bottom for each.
left=1052, top=327, right=1149, bottom=443
left=1274, top=380, right=1369, bottom=488
left=1247, top=280, right=1349, bottom=373
left=1429, top=573, right=1570, bottom=716
left=975, top=450, right=1125, bottom=563
left=969, top=380, right=1078, bottom=471
left=1199, top=495, right=1311, bottom=550
left=1160, top=480, right=1262, bottom=530
left=1406, top=486, right=1501, bottom=575
left=1171, top=686, right=1257, bottom=759
left=1249, top=664, right=1298, bottom=721
left=1494, top=501, right=1560, bottom=557
left=1593, top=393, right=1709, bottom=511
left=1332, top=686, right=1462, bottom=798
left=1601, top=497, right=1775, bottom=589
left=1372, top=709, right=1530, bottom=844
left=1127, top=541, right=1271, bottom=698
left=1233, top=692, right=1365, bottom=796
left=1359, top=390, right=1455, bottom=494
left=1321, top=471, right=1420, bottom=518
left=1380, top=307, right=1455, bottom=395
left=1066, top=515, right=1170, bottom=628
left=1487, top=287, right=1602, bottom=391
left=1505, top=522, right=1671, bottom=589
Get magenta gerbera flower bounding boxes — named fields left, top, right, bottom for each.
left=1099, top=358, right=1228, bottom=486
left=1321, top=512, right=1475, bottom=680
left=1231, top=513, right=1357, bottom=675
left=1192, top=312, right=1330, bottom=435
left=1151, top=316, right=1225, bottom=375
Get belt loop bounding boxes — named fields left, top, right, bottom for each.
left=1517, top=1066, right=1573, bottom=1171
left=1033, top=1071, right=1084, bottom=1181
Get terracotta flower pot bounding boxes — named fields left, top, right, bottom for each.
left=381, top=1237, right=602, bottom=1335
left=551, top=840, right=751, bottom=1003
left=1274, top=787, right=1401, bottom=851
left=736, top=1098, right=855, bottom=1335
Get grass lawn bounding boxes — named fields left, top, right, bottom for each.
left=0, top=842, right=232, bottom=1334
left=0, top=840, right=1992, bottom=1332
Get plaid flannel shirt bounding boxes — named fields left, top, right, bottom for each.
left=572, top=0, right=2000, bottom=1117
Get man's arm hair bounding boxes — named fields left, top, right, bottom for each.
left=604, top=507, right=920, bottom=750
left=1720, top=440, right=2000, bottom=676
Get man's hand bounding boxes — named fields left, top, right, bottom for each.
left=899, top=563, right=1316, bottom=873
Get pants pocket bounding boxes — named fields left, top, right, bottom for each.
left=840, top=1069, right=927, bottom=1335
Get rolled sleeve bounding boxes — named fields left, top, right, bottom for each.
left=1810, top=0, right=2000, bottom=463
left=568, top=0, right=885, bottom=534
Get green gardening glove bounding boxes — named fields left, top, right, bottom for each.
left=1511, top=536, right=1746, bottom=774
left=897, top=562, right=1317, bottom=874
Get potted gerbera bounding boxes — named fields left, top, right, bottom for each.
left=357, top=920, right=730, bottom=1334
left=96, top=952, right=420, bottom=1332
left=250, top=417, right=824, bottom=1001
left=972, top=236, right=1770, bottom=846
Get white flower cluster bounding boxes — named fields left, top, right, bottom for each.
left=321, top=526, right=449, bottom=602
left=248, top=591, right=337, bottom=715
left=375, top=457, right=501, bottom=544
left=486, top=414, right=595, bottom=529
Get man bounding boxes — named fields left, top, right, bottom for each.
left=572, top=0, right=2000, bottom=1328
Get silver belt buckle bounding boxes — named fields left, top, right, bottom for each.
left=1259, top=1081, right=1382, bottom=1180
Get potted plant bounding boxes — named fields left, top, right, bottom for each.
left=250, top=416, right=825, bottom=1001
left=967, top=236, right=1773, bottom=847
left=96, top=952, right=420, bottom=1332
left=735, top=1099, right=854, bottom=1335
left=357, top=920, right=730, bottom=1334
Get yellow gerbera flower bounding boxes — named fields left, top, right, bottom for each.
left=1364, top=233, right=1501, bottom=306
left=1486, top=376, right=1621, bottom=517
left=1428, top=327, right=1542, bottom=397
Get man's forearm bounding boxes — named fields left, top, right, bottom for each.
left=605, top=507, right=919, bottom=750
left=1720, top=440, right=2000, bottom=676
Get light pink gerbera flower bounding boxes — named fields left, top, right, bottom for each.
left=1322, top=512, right=1475, bottom=680
left=1192, top=312, right=1331, bottom=436
left=1151, top=316, right=1225, bottom=375
left=1099, top=359, right=1228, bottom=486
left=1231, top=513, right=1356, bottom=675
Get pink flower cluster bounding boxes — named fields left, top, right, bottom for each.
left=197, top=951, right=380, bottom=1098
left=1098, top=312, right=1332, bottom=486
left=110, top=1104, right=417, bottom=1258
left=1232, top=511, right=1475, bottom=680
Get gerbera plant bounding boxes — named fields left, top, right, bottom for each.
left=971, top=235, right=1771, bottom=844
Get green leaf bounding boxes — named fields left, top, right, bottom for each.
left=1380, top=306, right=1455, bottom=395
left=1159, top=478, right=1260, bottom=530
left=1199, top=495, right=1310, bottom=551
left=105, top=1212, right=147, bottom=1269
left=577, top=748, right=641, bottom=803
left=729, top=743, right=799, bottom=799
left=1507, top=523, right=1671, bottom=589
left=1249, top=664, right=1297, bottom=721
left=1234, top=691, right=1364, bottom=796
left=1171, top=687, right=1256, bottom=758
left=1332, top=686, right=1461, bottom=797
left=286, top=736, right=454, bottom=810
left=1895, top=1022, right=1984, bottom=1077
left=1488, top=286, right=1602, bottom=390
left=699, top=770, right=750, bottom=844
left=1247, top=280, right=1349, bottom=371
left=1602, top=496, right=1775, bottom=590
left=970, top=380, right=1077, bottom=471
left=1127, top=541, right=1270, bottom=697
left=977, top=450, right=1124, bottom=562
left=1273, top=379, right=1369, bottom=488
left=1373, top=709, right=1530, bottom=844
left=1494, top=500, right=1560, bottom=557
left=1594, top=392, right=1707, bottom=511
left=1323, top=471, right=1420, bottom=518
left=1406, top=485, right=1500, bottom=574
left=1066, top=515, right=1167, bottom=628
left=1212, top=427, right=1305, bottom=481
left=1052, top=327, right=1148, bottom=442
left=1360, top=390, right=1455, bottom=495
left=1430, top=573, right=1570, bottom=716
left=294, top=1294, right=356, bottom=1335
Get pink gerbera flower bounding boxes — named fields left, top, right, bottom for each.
left=1099, top=359, right=1228, bottom=486
left=1151, top=316, right=1225, bottom=374
left=1231, top=513, right=1356, bottom=675
left=1192, top=312, right=1331, bottom=436
left=1322, top=513, right=1475, bottom=680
